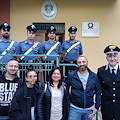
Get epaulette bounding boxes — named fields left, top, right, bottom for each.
left=19, top=40, right=25, bottom=43
left=76, top=40, right=81, bottom=43
left=98, top=65, right=105, bottom=69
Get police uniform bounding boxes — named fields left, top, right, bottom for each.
left=97, top=45, right=120, bottom=120
left=16, top=25, right=42, bottom=61
left=16, top=39, right=41, bottom=61
left=16, top=25, right=42, bottom=81
left=42, top=26, right=63, bottom=81
left=41, top=40, right=63, bottom=61
left=41, top=26, right=63, bottom=61
left=0, top=23, right=18, bottom=63
left=62, top=26, right=83, bottom=75
left=62, top=40, right=83, bottom=62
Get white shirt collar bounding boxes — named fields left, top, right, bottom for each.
left=109, top=63, right=118, bottom=74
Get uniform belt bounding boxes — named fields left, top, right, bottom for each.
left=64, top=61, right=77, bottom=64
left=42, top=60, right=56, bottom=63
left=22, top=60, right=37, bottom=63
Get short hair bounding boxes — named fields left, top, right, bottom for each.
left=77, top=56, right=88, bottom=62
left=7, top=58, right=19, bottom=63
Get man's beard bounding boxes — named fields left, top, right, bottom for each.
left=70, top=36, right=75, bottom=41
left=78, top=65, right=87, bottom=71
left=49, top=37, right=55, bottom=40
left=3, top=34, right=10, bottom=39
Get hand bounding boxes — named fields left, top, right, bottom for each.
left=88, top=108, right=97, bottom=119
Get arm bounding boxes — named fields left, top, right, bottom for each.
left=35, top=84, right=44, bottom=120
left=61, top=51, right=65, bottom=61
left=58, top=43, right=63, bottom=60
left=88, top=108, right=98, bottom=119
left=15, top=43, right=21, bottom=60
left=61, top=42, right=65, bottom=61
left=65, top=73, right=71, bottom=87
left=38, top=43, right=42, bottom=60
left=94, top=75, right=101, bottom=110
left=79, top=42, right=83, bottom=55
left=88, top=75, right=101, bottom=119
left=41, top=43, right=45, bottom=60
left=9, top=92, right=26, bottom=120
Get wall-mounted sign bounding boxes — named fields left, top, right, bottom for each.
left=41, top=0, right=57, bottom=21
left=82, top=22, right=99, bottom=37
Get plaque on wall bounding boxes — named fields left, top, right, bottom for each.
left=41, top=0, right=57, bottom=21
left=82, top=22, right=99, bottom=37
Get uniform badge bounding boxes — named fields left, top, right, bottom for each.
left=109, top=45, right=116, bottom=51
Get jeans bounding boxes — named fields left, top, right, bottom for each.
left=68, top=106, right=93, bottom=120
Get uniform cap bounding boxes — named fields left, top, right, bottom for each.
left=26, top=25, right=38, bottom=33
left=104, top=45, right=120, bottom=56
left=47, top=25, right=56, bottom=34
left=0, top=22, right=11, bottom=31
left=68, top=26, right=77, bottom=34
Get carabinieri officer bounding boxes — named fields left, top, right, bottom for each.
left=62, top=26, right=83, bottom=75
left=97, top=45, right=120, bottom=120
left=0, top=23, right=18, bottom=63
left=41, top=25, right=63, bottom=62
left=41, top=25, right=63, bottom=81
left=16, top=25, right=42, bottom=81
left=16, top=25, right=42, bottom=62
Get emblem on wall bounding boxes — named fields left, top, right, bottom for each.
left=82, top=22, right=99, bottom=37
left=41, top=0, right=57, bottom=20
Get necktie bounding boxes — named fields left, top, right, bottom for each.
left=111, top=69, right=115, bottom=80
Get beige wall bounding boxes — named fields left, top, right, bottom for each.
left=10, top=0, right=119, bottom=73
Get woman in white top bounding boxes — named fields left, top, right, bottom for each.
left=35, top=66, right=69, bottom=120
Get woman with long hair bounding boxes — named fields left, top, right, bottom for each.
left=35, top=66, right=69, bottom=120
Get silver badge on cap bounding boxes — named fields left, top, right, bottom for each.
left=72, top=26, right=75, bottom=30
left=50, top=26, right=54, bottom=30
left=31, top=25, right=36, bottom=29
left=4, top=23, right=9, bottom=27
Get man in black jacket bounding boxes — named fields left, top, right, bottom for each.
left=0, top=58, right=23, bottom=118
left=66, top=56, right=101, bottom=120
left=97, top=45, right=120, bottom=120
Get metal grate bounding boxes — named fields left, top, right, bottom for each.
left=33, top=23, right=65, bottom=32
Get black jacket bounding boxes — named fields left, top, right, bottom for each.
left=35, top=82, right=69, bottom=120
left=97, top=64, right=120, bottom=119
left=66, top=68, right=101, bottom=110
left=9, top=83, right=40, bottom=120
left=0, top=73, right=23, bottom=116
